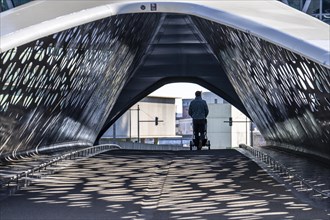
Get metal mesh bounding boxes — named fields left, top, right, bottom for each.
left=0, top=13, right=161, bottom=159
left=193, top=16, right=330, bottom=160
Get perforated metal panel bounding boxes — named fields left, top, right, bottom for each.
left=193, top=17, right=330, bottom=159
left=0, top=12, right=329, bottom=161
left=0, top=13, right=161, bottom=159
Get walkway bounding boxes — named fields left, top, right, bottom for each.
left=252, top=145, right=330, bottom=196
left=0, top=150, right=329, bottom=220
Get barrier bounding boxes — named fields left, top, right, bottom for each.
left=110, top=141, right=186, bottom=151
left=0, top=144, right=120, bottom=190
left=239, top=144, right=329, bottom=199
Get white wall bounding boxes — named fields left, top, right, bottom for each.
left=207, top=104, right=231, bottom=149
left=103, top=97, right=176, bottom=139
left=206, top=104, right=250, bottom=149
left=231, top=106, right=250, bottom=147
left=130, top=102, right=176, bottom=138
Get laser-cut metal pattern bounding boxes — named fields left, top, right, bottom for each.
left=0, top=13, right=160, bottom=159
left=1, top=11, right=329, bottom=161
left=193, top=17, right=330, bottom=160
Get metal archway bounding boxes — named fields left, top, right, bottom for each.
left=0, top=1, right=329, bottom=161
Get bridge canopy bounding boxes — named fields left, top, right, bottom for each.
left=0, top=0, right=329, bottom=161
left=1, top=0, right=329, bottom=66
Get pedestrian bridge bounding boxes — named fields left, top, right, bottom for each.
left=0, top=0, right=330, bottom=162
left=0, top=149, right=329, bottom=219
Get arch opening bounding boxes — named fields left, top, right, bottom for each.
left=102, top=82, right=253, bottom=149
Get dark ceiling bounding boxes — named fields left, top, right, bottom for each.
left=97, top=14, right=248, bottom=141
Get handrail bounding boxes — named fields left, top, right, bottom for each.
left=239, top=144, right=329, bottom=199
left=0, top=144, right=120, bottom=189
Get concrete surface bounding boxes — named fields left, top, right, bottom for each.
left=0, top=149, right=329, bottom=220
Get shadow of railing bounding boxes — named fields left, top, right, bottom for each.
left=238, top=144, right=330, bottom=200
left=0, top=144, right=120, bottom=193
left=1, top=149, right=328, bottom=219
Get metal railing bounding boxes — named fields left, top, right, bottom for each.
left=239, top=144, right=329, bottom=199
left=0, top=144, right=120, bottom=190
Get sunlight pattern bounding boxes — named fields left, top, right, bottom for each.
left=1, top=150, right=328, bottom=219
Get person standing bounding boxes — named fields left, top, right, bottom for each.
left=188, top=91, right=209, bottom=149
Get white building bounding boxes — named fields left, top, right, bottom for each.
left=207, top=103, right=251, bottom=149
left=103, top=96, right=177, bottom=143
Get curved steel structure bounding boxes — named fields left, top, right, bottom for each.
left=0, top=1, right=329, bottom=161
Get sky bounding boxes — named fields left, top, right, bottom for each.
left=149, top=83, right=210, bottom=113
left=149, top=83, right=209, bottom=99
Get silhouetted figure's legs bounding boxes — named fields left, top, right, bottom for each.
left=193, top=119, right=207, bottom=149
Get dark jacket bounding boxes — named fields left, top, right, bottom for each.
left=188, top=96, right=209, bottom=120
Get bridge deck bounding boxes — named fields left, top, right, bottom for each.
left=0, top=149, right=328, bottom=220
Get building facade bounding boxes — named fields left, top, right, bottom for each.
left=103, top=96, right=177, bottom=143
